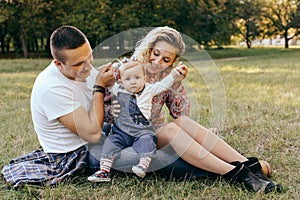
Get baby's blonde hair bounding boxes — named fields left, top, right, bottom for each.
left=119, top=60, right=145, bottom=77
left=133, top=26, right=185, bottom=64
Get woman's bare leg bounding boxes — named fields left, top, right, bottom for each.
left=157, top=122, right=235, bottom=175
left=173, top=116, right=248, bottom=163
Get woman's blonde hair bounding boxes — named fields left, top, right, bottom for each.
left=133, top=26, right=185, bottom=64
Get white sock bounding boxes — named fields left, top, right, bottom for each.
left=138, top=157, right=151, bottom=170
left=100, top=158, right=114, bottom=173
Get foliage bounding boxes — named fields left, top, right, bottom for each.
left=0, top=48, right=300, bottom=199
left=1, top=0, right=300, bottom=58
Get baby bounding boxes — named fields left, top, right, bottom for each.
left=88, top=59, right=186, bottom=182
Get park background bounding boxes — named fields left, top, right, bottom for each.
left=1, top=0, right=300, bottom=58
left=1, top=0, right=300, bottom=199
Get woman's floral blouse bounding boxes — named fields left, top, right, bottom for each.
left=147, top=67, right=190, bottom=130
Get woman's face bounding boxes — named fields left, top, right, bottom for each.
left=147, top=41, right=178, bottom=74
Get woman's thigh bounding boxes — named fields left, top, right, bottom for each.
left=156, top=122, right=181, bottom=148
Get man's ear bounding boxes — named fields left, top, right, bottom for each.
left=54, top=59, right=63, bottom=69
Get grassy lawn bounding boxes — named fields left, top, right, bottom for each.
left=0, top=48, right=299, bottom=199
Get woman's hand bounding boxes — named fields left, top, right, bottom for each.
left=112, top=100, right=120, bottom=118
left=171, top=61, right=188, bottom=89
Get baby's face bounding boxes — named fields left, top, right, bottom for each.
left=120, top=64, right=145, bottom=93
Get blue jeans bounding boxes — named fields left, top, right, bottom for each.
left=86, top=133, right=216, bottom=180
left=101, top=125, right=156, bottom=159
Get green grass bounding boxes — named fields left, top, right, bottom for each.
left=1, top=48, right=300, bottom=199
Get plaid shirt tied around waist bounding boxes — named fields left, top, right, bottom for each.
left=2, top=145, right=88, bottom=189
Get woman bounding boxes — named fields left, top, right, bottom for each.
left=126, top=26, right=282, bottom=193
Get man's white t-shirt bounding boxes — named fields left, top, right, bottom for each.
left=30, top=61, right=97, bottom=153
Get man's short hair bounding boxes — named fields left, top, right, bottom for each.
left=50, top=25, right=86, bottom=64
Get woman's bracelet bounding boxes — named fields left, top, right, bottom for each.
left=92, top=85, right=106, bottom=95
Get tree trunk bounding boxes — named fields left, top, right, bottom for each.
left=0, top=37, right=5, bottom=53
left=35, top=38, right=39, bottom=51
left=246, top=38, right=251, bottom=48
left=5, top=37, right=11, bottom=52
left=20, top=26, right=28, bottom=58
left=284, top=31, right=289, bottom=48
left=0, top=21, right=8, bottom=53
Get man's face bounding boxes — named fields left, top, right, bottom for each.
left=55, top=41, right=93, bottom=82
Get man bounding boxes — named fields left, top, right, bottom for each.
left=2, top=25, right=115, bottom=188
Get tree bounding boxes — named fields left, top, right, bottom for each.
left=234, top=0, right=263, bottom=48
left=0, top=1, right=10, bottom=54
left=153, top=0, right=240, bottom=49
left=3, top=0, right=44, bottom=57
left=207, top=0, right=240, bottom=47
left=263, top=0, right=300, bottom=48
left=256, top=10, right=277, bottom=45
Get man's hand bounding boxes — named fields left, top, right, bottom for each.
left=96, top=63, right=115, bottom=87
